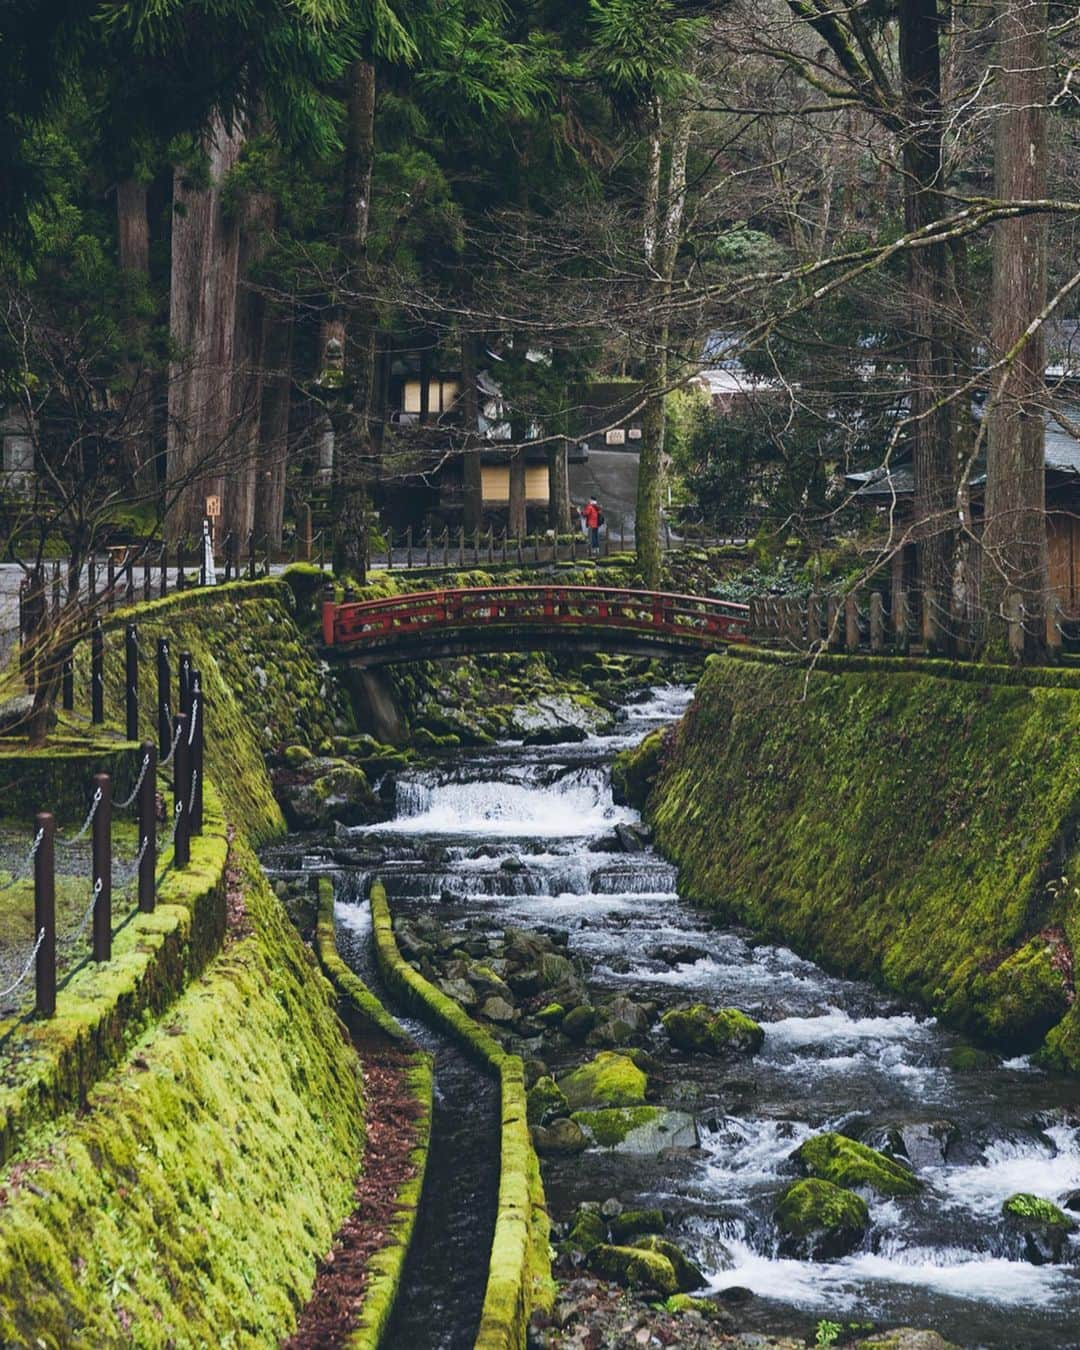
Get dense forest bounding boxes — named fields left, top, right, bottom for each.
left=1, top=0, right=1078, bottom=653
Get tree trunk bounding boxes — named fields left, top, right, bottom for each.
left=508, top=446, right=527, bottom=537
left=255, top=307, right=292, bottom=550
left=460, top=328, right=483, bottom=532
left=982, top=0, right=1049, bottom=660
left=166, top=114, right=245, bottom=544
left=330, top=58, right=377, bottom=574
left=116, top=178, right=157, bottom=499
left=636, top=99, right=691, bottom=587
left=548, top=441, right=571, bottom=534
left=899, top=0, right=956, bottom=652
left=228, top=179, right=275, bottom=543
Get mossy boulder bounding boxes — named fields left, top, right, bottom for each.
left=608, top=1208, right=664, bottom=1243
left=774, top=1178, right=869, bottom=1260
left=571, top=1106, right=698, bottom=1153
left=588, top=1243, right=678, bottom=1295
left=661, top=1004, right=765, bottom=1057
left=611, top=728, right=665, bottom=809
left=564, top=1206, right=606, bottom=1254
left=531, top=1118, right=589, bottom=1156
left=561, top=1005, right=598, bottom=1041
left=527, top=1076, right=569, bottom=1127
left=632, top=1236, right=706, bottom=1292
left=557, top=1052, right=647, bottom=1110
left=1002, top=1193, right=1077, bottom=1264
left=664, top=1294, right=727, bottom=1321
left=535, top=1002, right=565, bottom=1026
left=282, top=744, right=313, bottom=768
left=794, top=1131, right=922, bottom=1197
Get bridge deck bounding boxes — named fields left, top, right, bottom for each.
left=322, top=585, right=749, bottom=666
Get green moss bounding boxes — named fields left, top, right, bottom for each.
left=611, top=728, right=666, bottom=810
left=648, top=652, right=1080, bottom=1064
left=664, top=1294, right=721, bottom=1318
left=0, top=852, right=365, bottom=1346
left=570, top=1105, right=659, bottom=1147
left=314, top=878, right=412, bottom=1047
left=774, top=1178, right=869, bottom=1241
left=661, top=1004, right=764, bottom=1056
left=526, top=1076, right=568, bottom=1127
left=588, top=1243, right=678, bottom=1295
left=557, top=1052, right=647, bottom=1110
left=794, top=1132, right=922, bottom=1197
left=1002, top=1193, right=1074, bottom=1226
left=631, top=1236, right=705, bottom=1292
left=564, top=1207, right=606, bottom=1253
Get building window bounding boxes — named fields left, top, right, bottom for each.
left=403, top=379, right=460, bottom=414
left=480, top=464, right=551, bottom=504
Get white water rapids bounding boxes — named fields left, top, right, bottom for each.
left=324, top=683, right=1080, bottom=1347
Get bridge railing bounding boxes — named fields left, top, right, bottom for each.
left=323, top=585, right=749, bottom=649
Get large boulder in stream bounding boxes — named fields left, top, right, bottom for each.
left=571, top=1106, right=698, bottom=1154
left=774, top=1178, right=869, bottom=1260
left=661, top=1004, right=764, bottom=1057
left=531, top=1118, right=589, bottom=1156
left=1002, top=1193, right=1077, bottom=1264
left=527, top=1076, right=569, bottom=1126
left=587, top=1243, right=679, bottom=1295
left=557, top=1052, right=647, bottom=1110
left=794, top=1131, right=922, bottom=1197
left=631, top=1236, right=706, bottom=1292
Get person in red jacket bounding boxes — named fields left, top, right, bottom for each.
left=581, top=498, right=602, bottom=553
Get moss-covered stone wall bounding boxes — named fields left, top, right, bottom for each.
left=96, top=579, right=343, bottom=844
left=646, top=649, right=1080, bottom=1070
left=0, top=847, right=365, bottom=1345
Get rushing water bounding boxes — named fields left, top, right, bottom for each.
left=293, top=685, right=1080, bottom=1348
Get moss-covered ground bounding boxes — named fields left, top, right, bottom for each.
left=0, top=846, right=365, bottom=1346
left=647, top=650, right=1080, bottom=1065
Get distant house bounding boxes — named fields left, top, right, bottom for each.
left=846, top=409, right=1080, bottom=619
left=0, top=406, right=34, bottom=496
left=690, top=331, right=783, bottom=412
left=380, top=352, right=552, bottom=528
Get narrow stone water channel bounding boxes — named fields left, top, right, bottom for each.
left=271, top=685, right=1080, bottom=1347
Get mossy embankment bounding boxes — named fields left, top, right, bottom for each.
left=635, top=648, right=1080, bottom=1068
left=0, top=580, right=430, bottom=1344
left=370, top=880, right=555, bottom=1349
left=0, top=847, right=366, bottom=1345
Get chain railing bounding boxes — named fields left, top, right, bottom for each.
left=1, top=624, right=205, bottom=1022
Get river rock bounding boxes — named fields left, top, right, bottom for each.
left=587, top=1243, right=678, bottom=1295
left=558, top=1052, right=647, bottom=1110
left=858, top=1334, right=962, bottom=1350
left=661, top=1004, right=765, bottom=1057
left=1002, top=1192, right=1077, bottom=1264
left=774, top=1178, right=869, bottom=1260
left=571, top=1106, right=698, bottom=1154
left=479, top=995, right=518, bottom=1024
left=503, top=927, right=553, bottom=963
left=867, top=1120, right=959, bottom=1168
left=527, top=1076, right=569, bottom=1126
left=614, top=823, right=644, bottom=853
left=523, top=723, right=588, bottom=746
left=438, top=977, right=478, bottom=1009
left=608, top=1208, right=664, bottom=1242
left=1062, top=1189, right=1080, bottom=1213
left=794, top=1131, right=922, bottom=1197
left=632, top=1236, right=706, bottom=1292
left=561, top=1006, right=598, bottom=1041
left=509, top=694, right=614, bottom=741
left=465, top=961, right=512, bottom=999
left=532, top=1118, right=589, bottom=1156
left=564, top=1205, right=606, bottom=1253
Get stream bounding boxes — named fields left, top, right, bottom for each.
left=273, top=684, right=1080, bottom=1348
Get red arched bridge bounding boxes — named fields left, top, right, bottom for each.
left=321, top=585, right=749, bottom=666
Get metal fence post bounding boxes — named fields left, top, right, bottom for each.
left=62, top=656, right=73, bottom=711
left=406, top=526, right=413, bottom=568
left=190, top=670, right=204, bottom=835
left=35, top=811, right=55, bottom=1018
left=176, top=542, right=185, bottom=592
left=179, top=650, right=193, bottom=717
left=157, top=637, right=171, bottom=758
left=125, top=623, right=139, bottom=741
left=143, top=553, right=152, bottom=602
left=138, top=740, right=157, bottom=913
left=91, top=617, right=104, bottom=724
left=106, top=553, right=116, bottom=610
left=92, top=773, right=111, bottom=962
left=247, top=530, right=256, bottom=580
left=160, top=546, right=168, bottom=598
left=870, top=592, right=885, bottom=654
left=458, top=527, right=465, bottom=567
left=173, top=713, right=191, bottom=868
left=125, top=555, right=135, bottom=605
